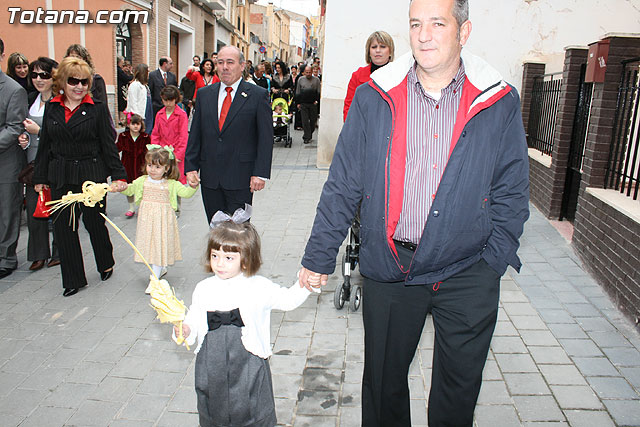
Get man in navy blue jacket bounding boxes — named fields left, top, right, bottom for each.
left=299, top=0, right=530, bottom=425
left=185, top=46, right=272, bottom=223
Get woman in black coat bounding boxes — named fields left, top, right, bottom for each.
left=33, top=57, right=128, bottom=297
left=271, top=61, right=293, bottom=102
left=17, top=57, right=60, bottom=271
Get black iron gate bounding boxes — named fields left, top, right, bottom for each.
left=560, top=64, right=593, bottom=221
left=605, top=57, right=640, bottom=201
left=527, top=72, right=563, bottom=155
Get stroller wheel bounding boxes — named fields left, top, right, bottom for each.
left=334, top=277, right=349, bottom=309
left=349, top=285, right=362, bottom=311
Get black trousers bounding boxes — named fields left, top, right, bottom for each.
left=201, top=185, right=253, bottom=225
left=362, top=244, right=500, bottom=427
left=300, top=103, right=318, bottom=142
left=51, top=185, right=115, bottom=289
left=25, top=185, right=58, bottom=262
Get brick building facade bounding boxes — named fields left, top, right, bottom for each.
left=521, top=35, right=640, bottom=326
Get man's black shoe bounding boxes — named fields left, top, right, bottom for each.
left=0, top=268, right=14, bottom=279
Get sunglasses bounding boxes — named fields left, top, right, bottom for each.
left=30, top=71, right=52, bottom=80
left=67, top=77, right=89, bottom=86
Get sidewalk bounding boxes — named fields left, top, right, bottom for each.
left=1, top=128, right=639, bottom=426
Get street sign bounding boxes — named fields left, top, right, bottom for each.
left=259, top=46, right=266, bottom=54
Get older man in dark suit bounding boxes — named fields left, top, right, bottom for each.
left=148, top=57, right=177, bottom=127
left=185, top=46, right=273, bottom=223
left=0, top=37, right=28, bottom=279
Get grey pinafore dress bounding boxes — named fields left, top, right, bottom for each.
left=195, top=309, right=276, bottom=427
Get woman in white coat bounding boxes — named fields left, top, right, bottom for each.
left=126, top=63, right=153, bottom=131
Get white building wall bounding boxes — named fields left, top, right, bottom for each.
left=317, top=0, right=640, bottom=168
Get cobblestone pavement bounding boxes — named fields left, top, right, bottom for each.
left=1, top=128, right=640, bottom=426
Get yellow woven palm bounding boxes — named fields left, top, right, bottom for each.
left=148, top=276, right=189, bottom=348
left=48, top=181, right=190, bottom=349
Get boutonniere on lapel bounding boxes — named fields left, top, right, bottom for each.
left=241, top=92, right=247, bottom=98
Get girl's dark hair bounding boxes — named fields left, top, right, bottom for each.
left=205, top=222, right=262, bottom=276
left=143, top=147, right=179, bottom=180
left=129, top=113, right=145, bottom=132
left=199, top=58, right=215, bottom=76
left=134, top=63, right=149, bottom=85
left=160, top=85, right=181, bottom=103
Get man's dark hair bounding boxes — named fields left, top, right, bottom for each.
left=193, top=55, right=201, bottom=61
left=159, top=57, right=168, bottom=67
left=0, top=38, right=4, bottom=55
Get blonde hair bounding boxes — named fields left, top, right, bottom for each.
left=205, top=222, right=262, bottom=276
left=143, top=147, right=179, bottom=180
left=53, top=57, right=93, bottom=96
left=365, top=31, right=395, bottom=65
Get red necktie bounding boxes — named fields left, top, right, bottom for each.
left=219, top=87, right=233, bottom=130
left=163, top=73, right=167, bottom=85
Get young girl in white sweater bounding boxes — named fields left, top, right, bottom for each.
left=175, top=211, right=314, bottom=426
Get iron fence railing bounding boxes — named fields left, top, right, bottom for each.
left=527, top=72, right=563, bottom=155
left=605, top=58, right=640, bottom=201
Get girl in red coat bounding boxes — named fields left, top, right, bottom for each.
left=343, top=31, right=395, bottom=122
left=116, top=114, right=150, bottom=217
left=151, top=85, right=189, bottom=184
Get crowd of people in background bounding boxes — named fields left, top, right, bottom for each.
left=0, top=34, right=323, bottom=288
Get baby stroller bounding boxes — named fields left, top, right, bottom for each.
left=272, top=96, right=292, bottom=148
left=334, top=212, right=362, bottom=311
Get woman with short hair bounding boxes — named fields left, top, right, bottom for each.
left=33, top=57, right=128, bottom=297
left=343, top=31, right=395, bottom=122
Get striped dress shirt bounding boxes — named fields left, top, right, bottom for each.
left=393, top=61, right=466, bottom=244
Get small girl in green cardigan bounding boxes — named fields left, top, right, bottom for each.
left=115, top=145, right=198, bottom=286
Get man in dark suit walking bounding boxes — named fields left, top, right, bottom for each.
left=0, top=37, right=28, bottom=279
left=185, top=46, right=273, bottom=223
left=148, top=57, right=177, bottom=128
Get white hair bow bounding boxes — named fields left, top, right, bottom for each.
left=209, top=204, right=253, bottom=229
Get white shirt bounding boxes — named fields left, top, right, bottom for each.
left=217, top=78, right=242, bottom=119
left=179, top=274, right=311, bottom=358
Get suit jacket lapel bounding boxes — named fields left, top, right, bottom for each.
left=210, top=84, right=221, bottom=133
left=221, top=80, right=249, bottom=133
left=66, top=104, right=93, bottom=130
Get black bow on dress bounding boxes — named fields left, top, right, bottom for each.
left=207, top=308, right=245, bottom=331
